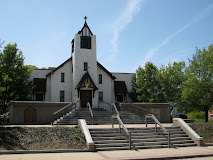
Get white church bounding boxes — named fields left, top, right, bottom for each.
left=30, top=18, right=133, bottom=110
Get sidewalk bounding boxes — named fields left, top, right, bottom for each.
left=1, top=146, right=213, bottom=160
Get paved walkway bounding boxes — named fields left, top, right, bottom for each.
left=1, top=146, right=213, bottom=160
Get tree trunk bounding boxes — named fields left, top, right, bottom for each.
left=204, top=107, right=209, bottom=122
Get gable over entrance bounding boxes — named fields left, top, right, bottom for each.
left=75, top=71, right=98, bottom=98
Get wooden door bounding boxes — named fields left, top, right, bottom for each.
left=80, top=90, right=92, bottom=108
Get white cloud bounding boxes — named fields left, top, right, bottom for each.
left=109, top=0, right=144, bottom=60
left=140, top=3, right=213, bottom=67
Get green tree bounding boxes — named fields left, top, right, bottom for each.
left=180, top=44, right=213, bottom=122
left=136, top=62, right=166, bottom=103
left=128, top=73, right=138, bottom=102
left=26, top=65, right=38, bottom=71
left=0, top=40, right=4, bottom=50
left=0, top=43, right=33, bottom=113
left=157, top=61, right=186, bottom=105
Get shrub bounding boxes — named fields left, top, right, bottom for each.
left=187, top=111, right=205, bottom=120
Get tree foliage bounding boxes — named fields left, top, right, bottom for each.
left=180, top=44, right=213, bottom=122
left=0, top=43, right=33, bottom=113
left=128, top=73, right=138, bottom=102
left=132, top=62, right=166, bottom=103
left=157, top=61, right=186, bottom=105
left=26, top=65, right=38, bottom=71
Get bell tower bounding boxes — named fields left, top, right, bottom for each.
left=72, top=17, right=98, bottom=107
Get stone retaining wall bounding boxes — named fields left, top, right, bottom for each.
left=9, top=101, right=69, bottom=124
left=120, top=103, right=172, bottom=123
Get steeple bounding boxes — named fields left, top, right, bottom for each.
left=84, top=16, right=87, bottom=23
left=78, top=16, right=93, bottom=36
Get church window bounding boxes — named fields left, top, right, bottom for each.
left=61, top=73, right=65, bottom=82
left=84, top=62, right=88, bottom=71
left=60, top=91, right=65, bottom=102
left=99, top=92, right=103, bottom=101
left=99, top=74, right=102, bottom=84
left=81, top=36, right=91, bottom=49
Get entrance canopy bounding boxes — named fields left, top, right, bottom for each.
left=75, top=71, right=98, bottom=98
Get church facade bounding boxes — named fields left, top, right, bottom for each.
left=30, top=19, right=133, bottom=110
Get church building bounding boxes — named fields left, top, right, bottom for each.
left=30, top=17, right=133, bottom=110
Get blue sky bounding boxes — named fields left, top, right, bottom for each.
left=1, top=0, right=213, bottom=73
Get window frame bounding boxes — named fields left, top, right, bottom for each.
left=84, top=62, right=88, bottom=71
left=61, top=73, right=65, bottom=82
left=81, top=36, right=91, bottom=49
left=99, top=92, right=103, bottom=101
left=99, top=74, right=102, bottom=84
left=60, top=91, right=65, bottom=102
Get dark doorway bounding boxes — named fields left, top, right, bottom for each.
left=35, top=93, right=44, bottom=101
left=80, top=90, right=92, bottom=108
left=116, top=95, right=123, bottom=103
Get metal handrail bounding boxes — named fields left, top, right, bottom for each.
left=145, top=114, right=171, bottom=147
left=112, top=114, right=132, bottom=150
left=52, top=101, right=80, bottom=124
left=87, top=102, right=94, bottom=125
left=111, top=103, right=120, bottom=116
left=54, top=103, right=72, bottom=116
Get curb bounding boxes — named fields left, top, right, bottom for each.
left=0, top=149, right=89, bottom=155
left=139, top=154, right=213, bottom=160
left=205, top=143, right=213, bottom=146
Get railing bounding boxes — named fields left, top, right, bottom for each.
left=52, top=101, right=80, bottom=124
left=112, top=114, right=132, bottom=150
left=145, top=114, right=171, bottom=148
left=111, top=103, right=120, bottom=116
left=87, top=102, right=94, bottom=125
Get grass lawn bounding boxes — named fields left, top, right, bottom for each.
left=0, top=126, right=86, bottom=150
left=189, top=119, right=213, bottom=143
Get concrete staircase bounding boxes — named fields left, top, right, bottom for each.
left=54, top=108, right=148, bottom=125
left=90, top=126, right=196, bottom=151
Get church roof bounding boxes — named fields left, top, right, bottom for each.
left=114, top=81, right=128, bottom=95
left=97, top=62, right=116, bottom=80
left=78, top=22, right=93, bottom=35
left=46, top=57, right=116, bottom=80
left=75, top=71, right=98, bottom=90
left=46, top=57, right=72, bottom=77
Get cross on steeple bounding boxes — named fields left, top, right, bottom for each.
left=84, top=16, right=87, bottom=23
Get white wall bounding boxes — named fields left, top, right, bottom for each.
left=112, top=73, right=134, bottom=103
left=49, top=59, right=72, bottom=102
left=97, top=66, right=114, bottom=110
left=72, top=34, right=98, bottom=107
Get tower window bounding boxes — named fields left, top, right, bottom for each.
left=81, top=36, right=91, bottom=49
left=84, top=62, right=88, bottom=71
left=61, top=73, right=65, bottom=82
left=99, top=74, right=102, bottom=84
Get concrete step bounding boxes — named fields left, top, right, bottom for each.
left=95, top=140, right=194, bottom=148
left=94, top=137, right=192, bottom=144
left=95, top=143, right=197, bottom=151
